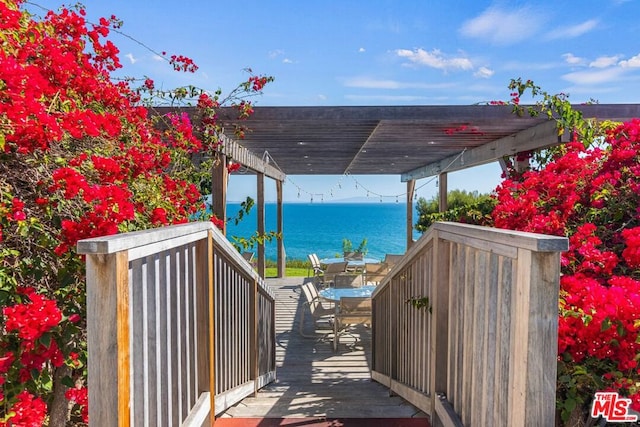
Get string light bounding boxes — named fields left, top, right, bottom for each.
left=269, top=148, right=467, bottom=203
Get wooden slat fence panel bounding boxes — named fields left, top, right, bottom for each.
left=371, top=221, right=568, bottom=427
left=78, top=222, right=276, bottom=426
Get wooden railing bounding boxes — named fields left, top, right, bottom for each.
left=371, top=222, right=568, bottom=427
left=78, top=222, right=276, bottom=426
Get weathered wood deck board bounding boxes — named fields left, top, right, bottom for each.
left=219, top=277, right=428, bottom=419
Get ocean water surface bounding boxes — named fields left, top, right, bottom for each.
left=225, top=202, right=422, bottom=261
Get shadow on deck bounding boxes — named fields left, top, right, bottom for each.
left=218, top=277, right=429, bottom=421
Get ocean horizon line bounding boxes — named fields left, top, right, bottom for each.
left=226, top=200, right=411, bottom=205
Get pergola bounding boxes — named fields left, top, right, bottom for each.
left=172, top=104, right=640, bottom=277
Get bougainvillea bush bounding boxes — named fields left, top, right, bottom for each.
left=0, top=1, right=270, bottom=425
left=491, top=102, right=640, bottom=422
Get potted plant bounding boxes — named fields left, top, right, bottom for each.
left=342, top=238, right=367, bottom=260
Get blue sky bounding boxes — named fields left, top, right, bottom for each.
left=31, top=0, right=640, bottom=202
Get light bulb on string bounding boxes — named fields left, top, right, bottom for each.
left=435, top=178, right=439, bottom=188
left=310, top=195, right=314, bottom=203
left=396, top=196, right=399, bottom=203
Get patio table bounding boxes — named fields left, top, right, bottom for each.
left=318, top=285, right=377, bottom=301
left=319, top=257, right=380, bottom=267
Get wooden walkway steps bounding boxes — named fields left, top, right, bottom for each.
left=214, top=417, right=430, bottom=426
left=217, top=277, right=430, bottom=424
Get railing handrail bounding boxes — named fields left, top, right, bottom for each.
left=78, top=221, right=271, bottom=295
left=78, top=221, right=276, bottom=426
left=371, top=221, right=569, bottom=426
left=373, top=221, right=568, bottom=299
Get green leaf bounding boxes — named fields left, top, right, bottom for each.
left=61, top=375, right=75, bottom=388
left=617, top=321, right=626, bottom=337
left=564, top=397, right=577, bottom=413
left=40, top=332, right=52, bottom=348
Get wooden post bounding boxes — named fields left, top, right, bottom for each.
left=430, top=234, right=451, bottom=427
left=205, top=231, right=216, bottom=424
left=250, top=277, right=259, bottom=396
left=212, top=153, right=228, bottom=235
left=276, top=180, right=286, bottom=278
left=86, top=251, right=130, bottom=427
left=438, top=172, right=448, bottom=213
left=406, top=179, right=416, bottom=250
left=508, top=249, right=560, bottom=427
left=256, top=172, right=266, bottom=278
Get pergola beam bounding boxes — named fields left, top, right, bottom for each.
left=401, top=120, right=562, bottom=181
left=219, top=133, right=286, bottom=181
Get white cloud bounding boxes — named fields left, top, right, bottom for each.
left=342, top=76, right=456, bottom=90
left=269, top=49, right=285, bottom=59
left=152, top=55, right=164, bottom=61
left=546, top=19, right=599, bottom=39
left=501, top=60, right=558, bottom=71
left=474, top=66, right=494, bottom=79
left=589, top=55, right=621, bottom=68
left=358, top=47, right=366, bottom=53
left=344, top=94, right=434, bottom=103
left=283, top=58, right=293, bottom=64
left=562, top=67, right=625, bottom=85
left=460, top=6, right=544, bottom=45
left=125, top=53, right=138, bottom=64
left=563, top=53, right=585, bottom=65
left=619, top=54, right=640, bottom=68
left=395, top=48, right=473, bottom=71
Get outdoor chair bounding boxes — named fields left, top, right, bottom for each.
left=334, top=273, right=364, bottom=288
left=333, top=296, right=372, bottom=351
left=363, top=262, right=389, bottom=285
left=299, top=282, right=334, bottom=337
left=307, top=253, right=324, bottom=280
left=383, top=254, right=403, bottom=268
left=343, top=251, right=364, bottom=261
left=241, top=251, right=256, bottom=269
left=322, top=261, right=348, bottom=286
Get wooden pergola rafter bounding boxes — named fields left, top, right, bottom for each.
left=165, top=104, right=640, bottom=278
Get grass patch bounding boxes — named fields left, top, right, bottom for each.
left=265, top=267, right=309, bottom=278
left=264, top=258, right=311, bottom=278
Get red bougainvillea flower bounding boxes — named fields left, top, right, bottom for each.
left=493, top=118, right=640, bottom=411
left=622, top=227, right=640, bottom=269
left=210, top=215, right=225, bottom=229
left=65, top=386, right=89, bottom=423
left=3, top=292, right=63, bottom=342
left=1, top=391, right=47, bottom=426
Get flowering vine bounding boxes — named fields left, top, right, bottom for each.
left=0, top=0, right=272, bottom=424
left=489, top=82, right=640, bottom=424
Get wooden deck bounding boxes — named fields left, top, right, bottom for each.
left=218, top=277, right=429, bottom=420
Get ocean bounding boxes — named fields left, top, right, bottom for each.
left=225, top=202, right=423, bottom=261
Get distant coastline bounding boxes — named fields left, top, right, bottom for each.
left=224, top=202, right=419, bottom=261
left=226, top=197, right=411, bottom=205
